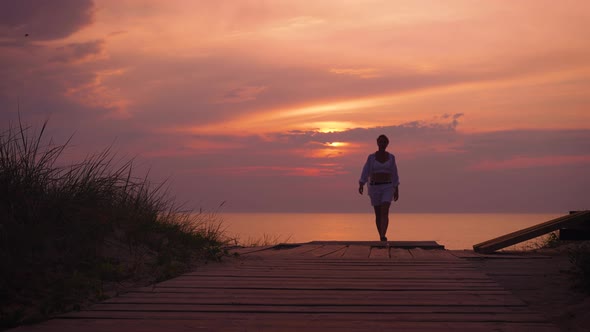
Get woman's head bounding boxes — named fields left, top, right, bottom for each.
left=377, top=134, right=389, bottom=150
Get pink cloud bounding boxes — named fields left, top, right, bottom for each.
left=189, top=165, right=347, bottom=177
left=468, top=155, right=590, bottom=171
left=52, top=40, right=105, bottom=63
left=142, top=139, right=246, bottom=158
left=214, top=85, right=267, bottom=104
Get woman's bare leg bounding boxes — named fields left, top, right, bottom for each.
left=373, top=205, right=382, bottom=239
left=380, top=203, right=391, bottom=240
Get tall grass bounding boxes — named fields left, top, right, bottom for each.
left=568, top=243, right=590, bottom=292
left=227, top=233, right=293, bottom=247
left=0, top=121, right=226, bottom=328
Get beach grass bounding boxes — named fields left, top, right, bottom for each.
left=568, top=242, right=590, bottom=292
left=505, top=232, right=590, bottom=292
left=502, top=231, right=562, bottom=252
left=229, top=233, right=293, bottom=247
left=0, top=121, right=226, bottom=328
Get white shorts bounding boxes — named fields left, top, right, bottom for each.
left=368, top=183, right=395, bottom=206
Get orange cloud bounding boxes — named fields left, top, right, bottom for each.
left=302, top=121, right=356, bottom=133
left=330, top=68, right=380, bottom=79
left=64, top=68, right=132, bottom=118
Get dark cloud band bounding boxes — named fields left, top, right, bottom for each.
left=0, top=0, right=94, bottom=41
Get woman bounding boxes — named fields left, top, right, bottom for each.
left=358, top=134, right=400, bottom=241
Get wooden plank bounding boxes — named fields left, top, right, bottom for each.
left=118, top=293, right=517, bottom=305
left=246, top=244, right=324, bottom=257
left=157, top=273, right=494, bottom=281
left=340, top=245, right=370, bottom=259
left=473, top=210, right=590, bottom=253
left=113, top=294, right=515, bottom=306
left=308, top=241, right=444, bottom=249
left=222, top=256, right=472, bottom=264
left=91, top=302, right=531, bottom=313
left=186, top=269, right=482, bottom=277
left=389, top=248, right=414, bottom=259
left=187, top=262, right=480, bottom=270
left=319, top=246, right=350, bottom=258
left=164, top=278, right=492, bottom=286
left=209, top=264, right=478, bottom=272
left=409, top=248, right=459, bottom=260
left=449, top=250, right=486, bottom=259
left=177, top=273, right=491, bottom=282
left=64, top=309, right=550, bottom=324
left=192, top=267, right=483, bottom=276
left=15, top=318, right=560, bottom=332
left=149, top=285, right=504, bottom=294
left=111, top=289, right=514, bottom=302
left=220, top=259, right=475, bottom=268
left=185, top=264, right=481, bottom=272
left=369, top=246, right=390, bottom=259
left=149, top=282, right=504, bottom=292
left=419, top=249, right=460, bottom=260
left=305, top=245, right=348, bottom=258
left=148, top=276, right=497, bottom=286
left=182, top=264, right=484, bottom=276
left=171, top=272, right=492, bottom=281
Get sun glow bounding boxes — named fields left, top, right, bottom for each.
left=325, top=142, right=348, bottom=147
left=307, top=122, right=355, bottom=133
left=302, top=141, right=353, bottom=158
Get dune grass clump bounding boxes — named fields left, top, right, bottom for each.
left=568, top=242, right=590, bottom=292
left=230, top=234, right=293, bottom=247
left=0, top=121, right=226, bottom=328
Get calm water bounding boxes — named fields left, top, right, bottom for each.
left=220, top=213, right=562, bottom=250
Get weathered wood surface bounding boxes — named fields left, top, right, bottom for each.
left=11, top=242, right=559, bottom=332
left=473, top=210, right=590, bottom=253
left=309, top=240, right=444, bottom=249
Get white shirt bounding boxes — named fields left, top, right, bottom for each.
left=359, top=152, right=400, bottom=186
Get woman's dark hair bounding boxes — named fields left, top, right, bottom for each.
left=377, top=134, right=389, bottom=143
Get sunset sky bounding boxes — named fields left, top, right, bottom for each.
left=1, top=0, right=589, bottom=213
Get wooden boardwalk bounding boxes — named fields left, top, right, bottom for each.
left=12, top=242, right=560, bottom=331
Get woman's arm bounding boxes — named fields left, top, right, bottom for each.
left=358, top=155, right=372, bottom=194
left=392, top=153, right=400, bottom=201
left=390, top=153, right=400, bottom=186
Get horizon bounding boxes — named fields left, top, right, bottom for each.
left=1, top=1, right=589, bottom=213
left=219, top=211, right=566, bottom=214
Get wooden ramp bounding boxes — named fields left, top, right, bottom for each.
left=473, top=210, right=590, bottom=253
left=11, top=242, right=560, bottom=332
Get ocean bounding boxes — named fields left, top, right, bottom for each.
left=219, top=212, right=563, bottom=250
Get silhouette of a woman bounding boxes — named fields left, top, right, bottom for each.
left=358, top=134, right=400, bottom=241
